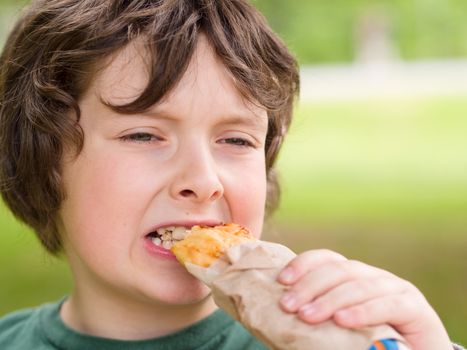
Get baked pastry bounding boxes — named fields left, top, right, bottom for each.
left=171, top=224, right=409, bottom=350
left=171, top=223, right=255, bottom=267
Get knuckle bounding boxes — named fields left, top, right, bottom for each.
left=374, top=276, right=398, bottom=292
left=333, top=259, right=364, bottom=277
left=351, top=306, right=368, bottom=323
left=317, top=249, right=347, bottom=261
left=288, top=273, right=314, bottom=295
left=290, top=249, right=348, bottom=273
left=289, top=252, right=313, bottom=267
left=341, top=260, right=360, bottom=273
left=347, top=259, right=374, bottom=273
left=397, top=294, right=419, bottom=315
left=402, top=279, right=419, bottom=293
left=389, top=294, right=405, bottom=310
left=356, top=278, right=378, bottom=295
left=337, top=305, right=367, bottom=327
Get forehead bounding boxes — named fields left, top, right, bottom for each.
left=89, top=35, right=267, bottom=122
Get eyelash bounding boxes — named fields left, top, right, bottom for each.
left=220, top=137, right=255, bottom=148
left=120, top=133, right=255, bottom=148
left=120, top=132, right=162, bottom=143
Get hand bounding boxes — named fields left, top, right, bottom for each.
left=277, top=249, right=453, bottom=350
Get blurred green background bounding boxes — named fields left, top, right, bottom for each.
left=1, top=0, right=466, bottom=345
left=254, top=0, right=467, bottom=64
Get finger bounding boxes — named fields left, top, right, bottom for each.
left=335, top=292, right=453, bottom=350
left=280, top=259, right=384, bottom=313
left=297, top=276, right=410, bottom=324
left=335, top=291, right=453, bottom=350
left=333, top=292, right=452, bottom=350
left=278, top=249, right=347, bottom=285
left=332, top=289, right=424, bottom=329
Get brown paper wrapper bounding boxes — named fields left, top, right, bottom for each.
left=185, top=240, right=410, bottom=350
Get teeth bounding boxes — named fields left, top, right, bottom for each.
left=172, top=227, right=189, bottom=240
left=150, top=236, right=173, bottom=250
left=162, top=240, right=173, bottom=249
left=151, top=237, right=162, bottom=246
left=154, top=226, right=189, bottom=242
left=156, top=226, right=175, bottom=236
left=150, top=226, right=190, bottom=250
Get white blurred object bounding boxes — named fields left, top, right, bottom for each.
left=300, top=59, right=467, bottom=101
left=354, top=5, right=399, bottom=65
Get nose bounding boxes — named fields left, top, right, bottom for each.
left=170, top=144, right=224, bottom=204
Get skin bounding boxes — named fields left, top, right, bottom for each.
left=59, top=36, right=268, bottom=339
left=278, top=251, right=453, bottom=349
left=58, top=35, right=452, bottom=349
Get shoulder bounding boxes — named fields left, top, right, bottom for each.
left=0, top=307, right=37, bottom=333
left=0, top=305, right=46, bottom=347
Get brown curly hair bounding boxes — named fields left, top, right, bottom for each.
left=0, top=0, right=299, bottom=254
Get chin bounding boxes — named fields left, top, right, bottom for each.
left=147, top=286, right=212, bottom=308
left=171, top=278, right=212, bottom=305
left=174, top=285, right=213, bottom=306
left=142, top=272, right=213, bottom=306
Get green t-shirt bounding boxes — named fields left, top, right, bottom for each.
left=0, top=300, right=268, bottom=350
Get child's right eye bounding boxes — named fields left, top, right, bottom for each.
left=120, top=132, right=162, bottom=143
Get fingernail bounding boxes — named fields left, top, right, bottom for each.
left=279, top=267, right=295, bottom=283
left=280, top=293, right=297, bottom=310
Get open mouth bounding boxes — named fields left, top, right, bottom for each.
left=146, top=226, right=190, bottom=250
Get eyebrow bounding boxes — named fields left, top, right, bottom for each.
left=215, top=112, right=268, bottom=131
left=140, top=107, right=268, bottom=131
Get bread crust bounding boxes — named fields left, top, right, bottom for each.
left=171, top=223, right=256, bottom=267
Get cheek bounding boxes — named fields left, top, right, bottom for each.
left=223, top=160, right=267, bottom=237
left=60, top=151, right=156, bottom=253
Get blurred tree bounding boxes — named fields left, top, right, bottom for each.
left=1, top=0, right=467, bottom=62
left=254, top=0, right=467, bottom=63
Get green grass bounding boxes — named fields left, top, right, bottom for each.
left=268, top=95, right=467, bottom=344
left=1, top=95, right=466, bottom=344
left=0, top=203, right=72, bottom=314
left=276, top=96, right=467, bottom=229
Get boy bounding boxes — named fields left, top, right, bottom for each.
left=0, top=0, right=459, bottom=349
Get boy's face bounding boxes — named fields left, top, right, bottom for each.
left=59, top=36, right=268, bottom=307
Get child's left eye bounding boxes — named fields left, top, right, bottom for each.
left=120, top=132, right=161, bottom=143
left=220, top=137, right=255, bottom=148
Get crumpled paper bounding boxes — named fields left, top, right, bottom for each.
left=185, top=240, right=410, bottom=350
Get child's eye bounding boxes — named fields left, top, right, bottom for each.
left=120, top=132, right=162, bottom=143
left=220, top=137, right=255, bottom=148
